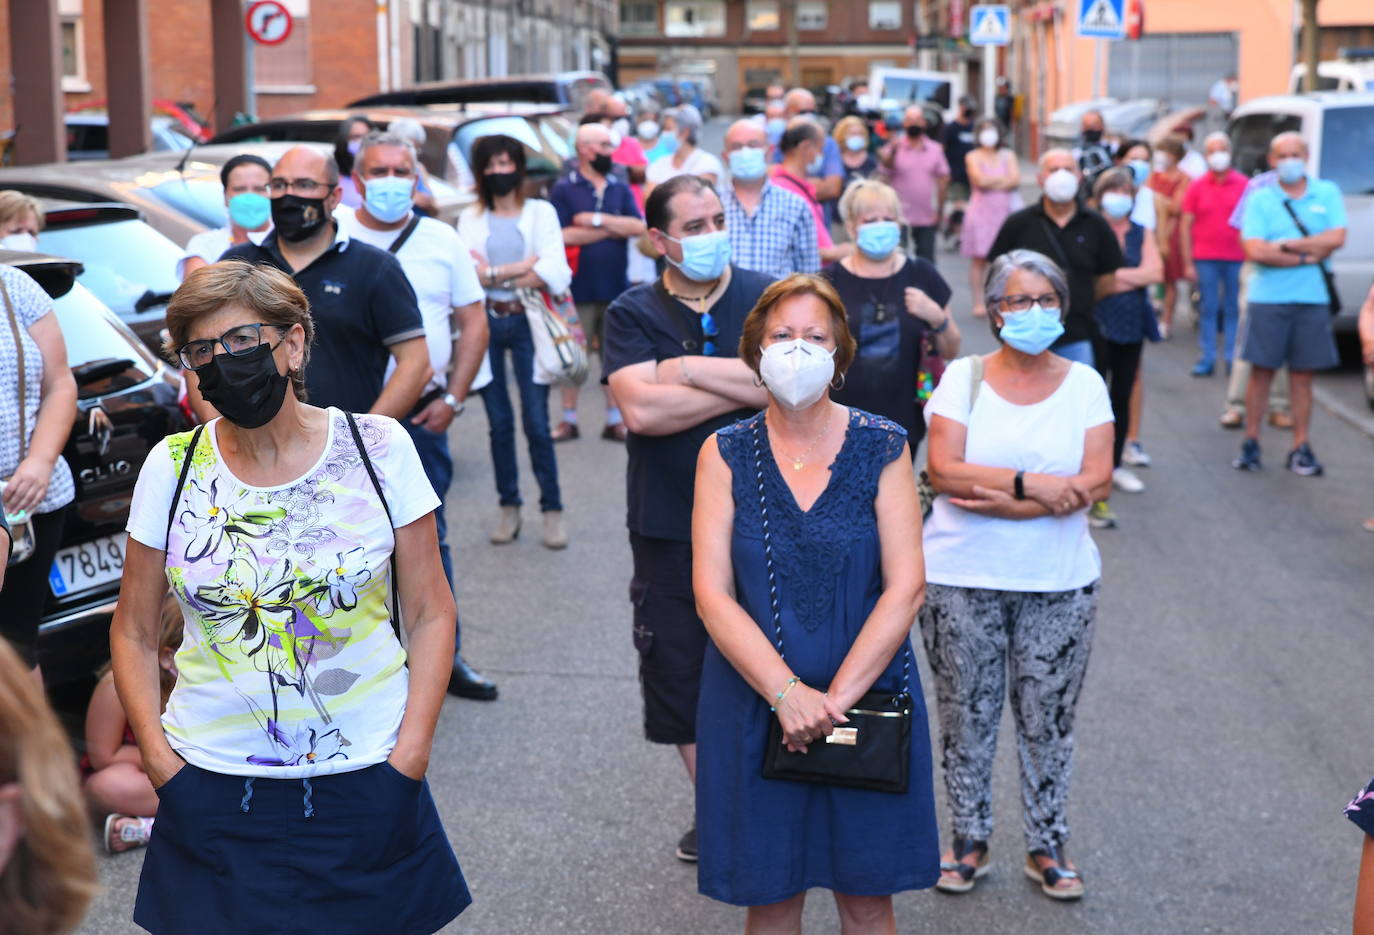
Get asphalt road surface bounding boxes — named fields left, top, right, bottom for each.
left=76, top=123, right=1372, bottom=934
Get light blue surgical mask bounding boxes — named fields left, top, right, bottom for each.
left=997, top=303, right=1064, bottom=355
left=766, top=118, right=787, bottom=144
left=227, top=192, right=271, bottom=230
left=855, top=220, right=901, bottom=259
left=1277, top=157, right=1306, bottom=185
left=1128, top=160, right=1150, bottom=186
left=845, top=135, right=867, bottom=152
left=363, top=176, right=414, bottom=224
left=807, top=151, right=825, bottom=175
left=664, top=230, right=731, bottom=283
left=1100, top=191, right=1133, bottom=219
left=728, top=147, right=767, bottom=181
left=659, top=132, right=681, bottom=156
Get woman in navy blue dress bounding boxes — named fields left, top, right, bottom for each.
left=692, top=274, right=939, bottom=931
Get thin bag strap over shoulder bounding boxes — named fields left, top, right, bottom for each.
left=1, top=277, right=27, bottom=464
left=751, top=418, right=911, bottom=695
left=165, top=424, right=206, bottom=552
left=968, top=354, right=984, bottom=409
left=344, top=412, right=403, bottom=641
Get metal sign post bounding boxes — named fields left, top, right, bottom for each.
left=969, top=6, right=1011, bottom=117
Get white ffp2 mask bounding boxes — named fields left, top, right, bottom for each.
left=758, top=339, right=836, bottom=411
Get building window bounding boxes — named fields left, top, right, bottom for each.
left=665, top=0, right=726, bottom=38
left=747, top=0, right=779, bottom=31
left=797, top=1, right=828, bottom=30
left=619, top=1, right=658, bottom=37
left=869, top=1, right=901, bottom=30
left=59, top=0, right=90, bottom=94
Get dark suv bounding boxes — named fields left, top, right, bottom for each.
left=1, top=249, right=191, bottom=683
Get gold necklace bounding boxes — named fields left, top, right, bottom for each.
left=769, top=407, right=834, bottom=472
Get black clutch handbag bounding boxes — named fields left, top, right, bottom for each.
left=750, top=419, right=912, bottom=795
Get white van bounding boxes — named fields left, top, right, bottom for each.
left=868, top=66, right=964, bottom=123
left=1287, top=60, right=1374, bottom=94
left=1228, top=92, right=1374, bottom=336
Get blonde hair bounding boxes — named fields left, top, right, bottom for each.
left=97, top=592, right=183, bottom=709
left=0, top=640, right=97, bottom=934
left=0, top=191, right=44, bottom=233
left=165, top=260, right=315, bottom=402
left=831, top=116, right=868, bottom=146
left=838, top=177, right=902, bottom=227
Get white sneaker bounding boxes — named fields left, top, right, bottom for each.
left=1112, top=467, right=1145, bottom=494
left=1122, top=440, right=1152, bottom=467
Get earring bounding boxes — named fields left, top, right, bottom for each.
left=831, top=372, right=846, bottom=391
left=753, top=373, right=765, bottom=387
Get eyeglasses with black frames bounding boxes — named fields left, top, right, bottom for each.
left=998, top=293, right=1062, bottom=312
left=176, top=323, right=284, bottom=371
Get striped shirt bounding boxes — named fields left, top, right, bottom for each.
left=721, top=182, right=822, bottom=279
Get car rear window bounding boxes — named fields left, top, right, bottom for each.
left=1229, top=112, right=1302, bottom=178
left=1320, top=105, right=1374, bottom=196
left=39, top=218, right=183, bottom=316
left=450, top=116, right=566, bottom=186
left=53, top=282, right=161, bottom=398
left=138, top=178, right=228, bottom=229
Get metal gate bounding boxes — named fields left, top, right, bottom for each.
left=1108, top=32, right=1238, bottom=109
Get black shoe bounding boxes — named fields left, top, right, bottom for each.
left=1232, top=437, right=1261, bottom=472
left=1286, top=443, right=1324, bottom=477
left=675, top=824, right=698, bottom=863
left=447, top=655, right=498, bottom=700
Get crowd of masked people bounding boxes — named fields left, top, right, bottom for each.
left=0, top=75, right=1368, bottom=934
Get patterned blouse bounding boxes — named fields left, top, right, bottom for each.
left=0, top=265, right=74, bottom=515
left=125, top=410, right=438, bottom=778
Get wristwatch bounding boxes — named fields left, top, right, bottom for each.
left=592, top=211, right=604, bottom=228
left=442, top=393, right=464, bottom=416
left=1014, top=470, right=1026, bottom=501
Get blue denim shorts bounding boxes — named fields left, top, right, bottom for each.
left=1240, top=302, right=1339, bottom=372
left=134, top=762, right=470, bottom=934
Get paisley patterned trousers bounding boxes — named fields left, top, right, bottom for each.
left=918, top=582, right=1098, bottom=851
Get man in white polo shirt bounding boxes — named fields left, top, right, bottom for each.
left=337, top=130, right=497, bottom=700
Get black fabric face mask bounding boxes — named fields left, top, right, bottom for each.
left=1082, top=129, right=1103, bottom=144
left=196, top=342, right=290, bottom=429
left=271, top=193, right=330, bottom=243
left=589, top=153, right=614, bottom=176
left=486, top=171, right=521, bottom=197
left=905, top=125, right=925, bottom=139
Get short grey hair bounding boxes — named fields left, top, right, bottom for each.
left=357, top=129, right=417, bottom=165
left=386, top=118, right=427, bottom=149
left=983, top=250, right=1070, bottom=338
left=668, top=104, right=703, bottom=143
left=1203, top=131, right=1230, bottom=150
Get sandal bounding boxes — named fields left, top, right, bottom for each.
left=935, top=837, right=990, bottom=894
left=1024, top=846, right=1084, bottom=901
left=103, top=814, right=154, bottom=854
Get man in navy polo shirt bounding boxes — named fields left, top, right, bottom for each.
left=215, top=146, right=431, bottom=420
left=604, top=174, right=773, bottom=863
left=1233, top=131, right=1346, bottom=475
left=548, top=123, right=646, bottom=442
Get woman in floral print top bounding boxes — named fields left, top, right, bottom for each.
left=110, top=261, right=469, bottom=933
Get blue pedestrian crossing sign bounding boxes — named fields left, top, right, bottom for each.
left=969, top=5, right=1011, bottom=47
left=1077, top=0, right=1125, bottom=39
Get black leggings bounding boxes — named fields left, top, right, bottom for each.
left=0, top=506, right=67, bottom=668
left=1093, top=339, right=1142, bottom=468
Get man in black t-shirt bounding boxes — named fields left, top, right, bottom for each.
left=216, top=146, right=430, bottom=419
left=604, top=174, right=772, bottom=863
left=942, top=97, right=978, bottom=246
left=988, top=149, right=1123, bottom=366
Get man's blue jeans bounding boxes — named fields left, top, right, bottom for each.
left=1196, top=259, right=1241, bottom=367
left=1053, top=339, right=1095, bottom=367
left=479, top=312, right=563, bottom=512
left=403, top=417, right=462, bottom=650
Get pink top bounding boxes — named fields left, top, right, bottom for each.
left=613, top=136, right=649, bottom=213
left=769, top=168, right=834, bottom=248
left=881, top=137, right=950, bottom=227
left=1181, top=169, right=1247, bottom=262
